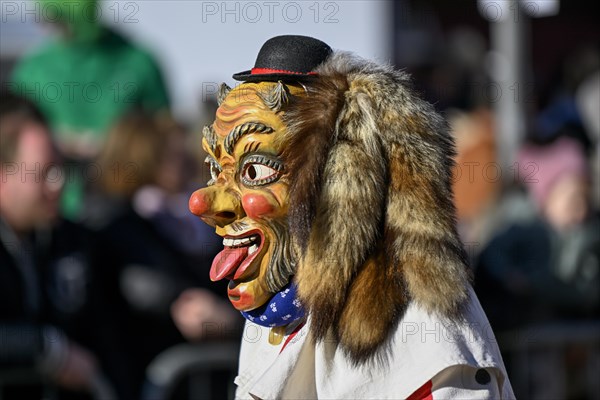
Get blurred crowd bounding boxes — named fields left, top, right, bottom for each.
left=411, top=27, right=599, bottom=399
left=1, top=1, right=599, bottom=400
left=416, top=31, right=600, bottom=327
left=1, top=3, right=241, bottom=399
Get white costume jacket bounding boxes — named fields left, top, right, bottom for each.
left=234, top=288, right=515, bottom=399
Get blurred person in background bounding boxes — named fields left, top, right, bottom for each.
left=450, top=108, right=501, bottom=248
left=9, top=0, right=170, bottom=220
left=475, top=134, right=599, bottom=399
left=534, top=45, right=600, bottom=212
left=0, top=93, right=111, bottom=399
left=477, top=135, right=599, bottom=328
left=475, top=44, right=600, bottom=332
left=93, top=110, right=241, bottom=399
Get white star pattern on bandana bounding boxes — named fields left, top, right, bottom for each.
left=241, top=282, right=305, bottom=327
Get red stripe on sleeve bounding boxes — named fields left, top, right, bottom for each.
left=406, top=380, right=433, bottom=400
left=279, top=322, right=305, bottom=354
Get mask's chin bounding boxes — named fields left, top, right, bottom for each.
left=227, top=278, right=273, bottom=311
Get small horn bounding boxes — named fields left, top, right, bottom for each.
left=217, top=83, right=232, bottom=106
left=259, top=81, right=290, bottom=112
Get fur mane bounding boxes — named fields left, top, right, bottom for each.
left=280, top=52, right=471, bottom=364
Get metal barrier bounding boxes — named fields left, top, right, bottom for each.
left=143, top=342, right=240, bottom=400
left=497, top=321, right=600, bottom=399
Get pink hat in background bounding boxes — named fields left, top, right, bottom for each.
left=517, top=136, right=589, bottom=209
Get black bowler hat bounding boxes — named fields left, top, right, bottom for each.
left=232, top=35, right=332, bottom=82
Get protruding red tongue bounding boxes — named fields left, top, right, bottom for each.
left=210, top=247, right=249, bottom=281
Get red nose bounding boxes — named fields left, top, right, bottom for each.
left=189, top=189, right=210, bottom=216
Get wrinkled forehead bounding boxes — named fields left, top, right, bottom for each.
left=216, top=82, right=306, bottom=133
left=204, top=82, right=304, bottom=157
left=214, top=82, right=283, bottom=138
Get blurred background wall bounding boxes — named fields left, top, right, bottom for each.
left=1, top=0, right=393, bottom=122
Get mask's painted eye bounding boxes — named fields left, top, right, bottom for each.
left=244, top=163, right=277, bottom=182
left=241, top=155, right=283, bottom=186
left=205, top=156, right=221, bottom=185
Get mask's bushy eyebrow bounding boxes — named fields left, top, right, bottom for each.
left=224, top=122, right=274, bottom=154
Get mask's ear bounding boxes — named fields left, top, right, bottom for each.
left=282, top=53, right=470, bottom=364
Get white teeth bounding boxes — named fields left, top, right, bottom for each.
left=223, top=234, right=260, bottom=248
left=249, top=244, right=258, bottom=254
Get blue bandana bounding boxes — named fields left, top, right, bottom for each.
left=240, top=282, right=305, bottom=327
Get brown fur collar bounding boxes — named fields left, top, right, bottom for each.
left=280, top=52, right=471, bottom=364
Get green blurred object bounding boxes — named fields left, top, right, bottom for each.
left=11, top=28, right=169, bottom=149
left=11, top=10, right=170, bottom=220
left=38, top=0, right=102, bottom=43
left=61, top=173, right=84, bottom=220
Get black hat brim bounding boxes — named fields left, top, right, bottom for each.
left=232, top=70, right=318, bottom=83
